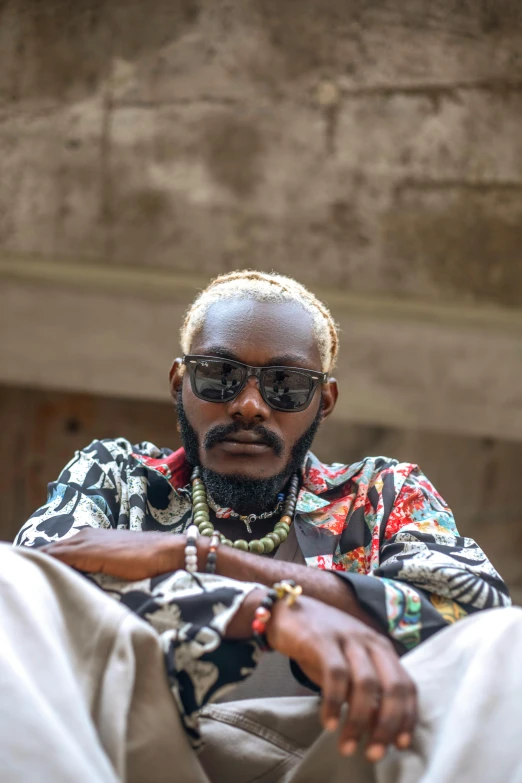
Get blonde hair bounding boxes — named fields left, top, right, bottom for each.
left=180, top=270, right=339, bottom=372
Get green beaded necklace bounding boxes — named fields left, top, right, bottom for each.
left=190, top=467, right=299, bottom=555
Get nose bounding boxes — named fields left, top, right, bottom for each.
left=227, top=376, right=270, bottom=424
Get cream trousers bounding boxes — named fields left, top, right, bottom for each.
left=1, top=543, right=520, bottom=783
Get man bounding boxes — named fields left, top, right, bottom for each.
left=10, top=270, right=518, bottom=782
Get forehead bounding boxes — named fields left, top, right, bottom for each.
left=191, top=299, right=321, bottom=368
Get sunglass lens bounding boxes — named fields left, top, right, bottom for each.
left=194, top=360, right=243, bottom=402
left=262, top=369, right=312, bottom=411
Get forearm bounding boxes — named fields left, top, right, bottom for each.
left=194, top=538, right=384, bottom=636
left=49, top=526, right=384, bottom=638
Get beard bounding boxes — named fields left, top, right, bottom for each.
left=175, top=387, right=323, bottom=514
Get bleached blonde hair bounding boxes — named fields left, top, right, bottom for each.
left=180, top=270, right=339, bottom=372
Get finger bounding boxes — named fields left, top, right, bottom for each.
left=41, top=546, right=79, bottom=558
left=41, top=536, right=85, bottom=553
left=365, top=641, right=416, bottom=761
left=319, top=645, right=350, bottom=734
left=41, top=540, right=83, bottom=556
left=41, top=529, right=102, bottom=559
left=40, top=544, right=75, bottom=558
left=40, top=543, right=101, bottom=572
left=43, top=550, right=91, bottom=569
left=395, top=686, right=418, bottom=750
left=338, top=641, right=380, bottom=756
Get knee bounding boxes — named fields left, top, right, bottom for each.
left=0, top=543, right=52, bottom=591
left=0, top=542, right=23, bottom=570
left=460, top=606, right=522, bottom=643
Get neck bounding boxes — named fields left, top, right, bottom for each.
left=199, top=467, right=293, bottom=516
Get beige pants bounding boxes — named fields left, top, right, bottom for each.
left=1, top=543, right=521, bottom=783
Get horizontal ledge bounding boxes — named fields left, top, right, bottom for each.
left=337, top=78, right=522, bottom=97
left=1, top=271, right=521, bottom=443
left=109, top=79, right=522, bottom=109
left=1, top=78, right=521, bottom=123
left=395, top=178, right=522, bottom=193
left=1, top=253, right=522, bottom=336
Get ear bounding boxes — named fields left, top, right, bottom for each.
left=320, top=378, right=338, bottom=420
left=169, top=358, right=184, bottom=401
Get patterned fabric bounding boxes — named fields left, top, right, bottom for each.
left=91, top=569, right=260, bottom=745
left=15, top=438, right=511, bottom=720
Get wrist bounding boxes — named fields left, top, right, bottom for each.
left=177, top=530, right=210, bottom=574
left=226, top=587, right=268, bottom=639
left=252, top=580, right=303, bottom=651
left=264, top=597, right=287, bottom=650
left=196, top=535, right=210, bottom=572
left=265, top=597, right=303, bottom=651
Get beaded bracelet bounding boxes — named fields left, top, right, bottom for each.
left=185, top=524, right=199, bottom=573
left=205, top=531, right=221, bottom=574
left=252, top=579, right=303, bottom=652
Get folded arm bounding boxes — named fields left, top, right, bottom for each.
left=18, top=446, right=511, bottom=655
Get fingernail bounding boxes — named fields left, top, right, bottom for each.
left=341, top=739, right=357, bottom=756
left=396, top=732, right=412, bottom=749
left=325, top=718, right=339, bottom=732
left=366, top=744, right=386, bottom=762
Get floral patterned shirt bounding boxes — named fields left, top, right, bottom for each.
left=15, top=438, right=511, bottom=735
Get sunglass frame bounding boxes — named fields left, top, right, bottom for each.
left=182, top=354, right=328, bottom=412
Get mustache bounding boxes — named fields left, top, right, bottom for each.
left=204, top=421, right=284, bottom=458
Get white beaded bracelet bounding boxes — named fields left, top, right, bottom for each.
left=185, top=524, right=199, bottom=573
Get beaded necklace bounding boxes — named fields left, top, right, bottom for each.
left=190, top=466, right=299, bottom=555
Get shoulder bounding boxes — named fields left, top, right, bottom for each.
left=304, top=452, right=417, bottom=495
left=72, top=438, right=173, bottom=469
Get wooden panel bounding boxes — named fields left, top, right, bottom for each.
left=0, top=384, right=180, bottom=542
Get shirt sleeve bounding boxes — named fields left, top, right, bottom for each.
left=15, top=440, right=126, bottom=547
left=90, top=569, right=261, bottom=745
left=334, top=465, right=511, bottom=652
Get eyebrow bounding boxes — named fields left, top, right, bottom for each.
left=194, top=346, right=314, bottom=368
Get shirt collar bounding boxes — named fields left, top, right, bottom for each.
left=132, top=447, right=192, bottom=492
left=297, top=452, right=367, bottom=512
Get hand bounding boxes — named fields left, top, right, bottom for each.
left=41, top=528, right=185, bottom=581
left=267, top=595, right=417, bottom=762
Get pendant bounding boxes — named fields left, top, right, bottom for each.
left=241, top=514, right=255, bottom=534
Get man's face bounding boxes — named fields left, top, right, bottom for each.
left=171, top=299, right=337, bottom=482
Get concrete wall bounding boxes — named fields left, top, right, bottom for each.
left=1, top=271, right=522, bottom=442
left=1, top=0, right=522, bottom=305
left=1, top=0, right=522, bottom=442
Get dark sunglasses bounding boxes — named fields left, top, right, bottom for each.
left=183, top=355, right=328, bottom=412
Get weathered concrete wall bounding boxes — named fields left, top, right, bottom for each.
left=1, top=0, right=522, bottom=306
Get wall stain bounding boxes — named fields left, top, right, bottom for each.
left=383, top=186, right=522, bottom=307
left=0, top=0, right=200, bottom=103
left=202, top=114, right=264, bottom=197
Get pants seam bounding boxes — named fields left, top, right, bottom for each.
left=200, top=707, right=306, bottom=758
